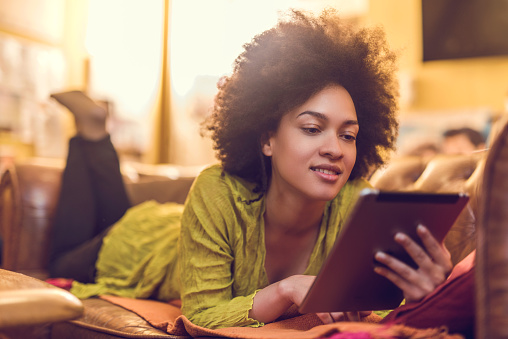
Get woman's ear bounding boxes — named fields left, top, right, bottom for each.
left=260, top=132, right=273, bottom=157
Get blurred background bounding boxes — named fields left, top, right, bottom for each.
left=0, top=0, right=507, bottom=171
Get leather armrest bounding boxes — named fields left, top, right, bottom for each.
left=412, top=151, right=485, bottom=192
left=0, top=289, right=83, bottom=328
left=370, top=155, right=428, bottom=191
left=0, top=160, right=64, bottom=279
left=0, top=269, right=83, bottom=328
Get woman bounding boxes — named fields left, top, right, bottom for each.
left=49, top=10, right=452, bottom=329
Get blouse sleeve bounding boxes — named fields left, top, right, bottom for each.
left=179, top=167, right=263, bottom=329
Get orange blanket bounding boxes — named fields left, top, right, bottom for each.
left=101, top=295, right=463, bottom=339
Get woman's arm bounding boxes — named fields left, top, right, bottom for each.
left=249, top=275, right=310, bottom=323
left=179, top=167, right=278, bottom=328
left=253, top=224, right=452, bottom=321
left=250, top=275, right=371, bottom=324
left=180, top=196, right=259, bottom=327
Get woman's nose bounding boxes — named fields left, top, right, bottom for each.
left=319, top=135, right=343, bottom=159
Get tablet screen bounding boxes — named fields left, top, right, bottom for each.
left=299, top=188, right=469, bottom=313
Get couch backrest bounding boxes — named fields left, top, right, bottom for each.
left=0, top=159, right=197, bottom=278
left=0, top=146, right=491, bottom=278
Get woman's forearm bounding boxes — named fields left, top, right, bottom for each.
left=249, top=275, right=314, bottom=323
left=249, top=280, right=293, bottom=323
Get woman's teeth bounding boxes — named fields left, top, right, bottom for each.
left=313, top=168, right=338, bottom=175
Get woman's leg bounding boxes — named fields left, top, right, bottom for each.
left=48, top=91, right=131, bottom=282
left=49, top=136, right=99, bottom=269
left=81, top=135, right=132, bottom=236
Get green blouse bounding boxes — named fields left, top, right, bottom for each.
left=71, top=164, right=370, bottom=329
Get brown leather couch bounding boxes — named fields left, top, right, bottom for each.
left=1, top=116, right=507, bottom=338
left=0, top=159, right=199, bottom=339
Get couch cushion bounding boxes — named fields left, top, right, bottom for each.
left=51, top=298, right=179, bottom=339
left=380, top=251, right=475, bottom=338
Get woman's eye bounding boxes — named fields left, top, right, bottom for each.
left=342, top=134, right=357, bottom=142
left=303, top=127, right=321, bottom=135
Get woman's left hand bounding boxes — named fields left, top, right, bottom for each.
left=316, top=311, right=372, bottom=324
left=373, top=224, right=453, bottom=303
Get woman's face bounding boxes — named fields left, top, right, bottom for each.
left=262, top=85, right=358, bottom=202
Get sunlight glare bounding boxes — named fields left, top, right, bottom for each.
left=169, top=0, right=368, bottom=98
left=170, top=0, right=294, bottom=98
left=85, top=0, right=164, bottom=120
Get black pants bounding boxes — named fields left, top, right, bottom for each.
left=48, top=136, right=131, bottom=283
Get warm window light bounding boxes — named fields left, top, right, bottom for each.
left=169, top=0, right=368, bottom=98
left=85, top=0, right=164, bottom=121
left=84, top=0, right=368, bottom=111
left=169, top=0, right=283, bottom=97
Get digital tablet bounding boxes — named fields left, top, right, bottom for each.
left=299, top=188, right=469, bottom=313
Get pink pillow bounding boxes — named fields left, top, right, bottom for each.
left=380, top=251, right=475, bottom=338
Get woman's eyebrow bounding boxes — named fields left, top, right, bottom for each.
left=297, top=111, right=328, bottom=121
left=297, top=111, right=359, bottom=127
left=344, top=119, right=359, bottom=127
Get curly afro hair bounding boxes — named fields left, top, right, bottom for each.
left=202, top=9, right=399, bottom=191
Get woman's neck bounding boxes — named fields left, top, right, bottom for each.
left=263, top=186, right=326, bottom=283
left=264, top=185, right=327, bottom=235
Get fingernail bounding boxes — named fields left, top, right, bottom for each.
left=417, top=224, right=427, bottom=233
left=375, top=251, right=386, bottom=260
left=394, top=232, right=405, bottom=241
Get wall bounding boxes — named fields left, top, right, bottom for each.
left=0, top=1, right=88, bottom=98
left=61, top=0, right=90, bottom=90
left=168, top=0, right=508, bottom=165
left=2, top=0, right=508, bottom=167
left=367, top=0, right=508, bottom=113
left=0, top=0, right=89, bottom=167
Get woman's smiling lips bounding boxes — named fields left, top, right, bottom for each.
left=310, top=165, right=342, bottom=181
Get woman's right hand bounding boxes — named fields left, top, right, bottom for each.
left=373, top=225, right=452, bottom=303
left=277, top=275, right=372, bottom=324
